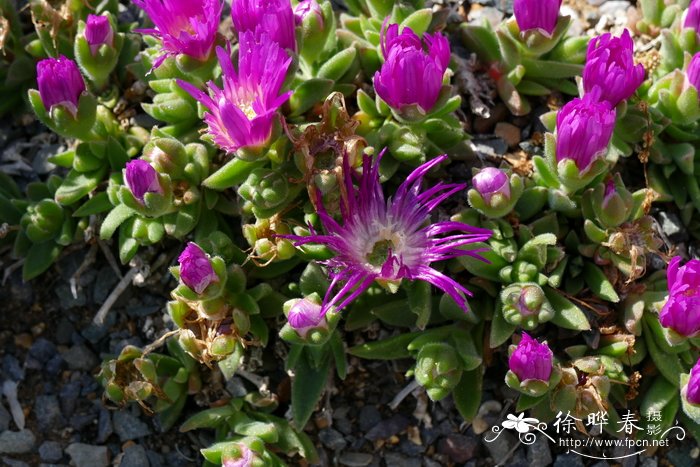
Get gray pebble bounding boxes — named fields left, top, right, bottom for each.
left=2, top=457, right=29, bottom=467
left=319, top=428, right=347, bottom=451
left=384, top=452, right=421, bottom=467
left=120, top=444, right=150, bottom=467
left=527, top=436, right=552, bottom=466
left=35, top=395, right=65, bottom=432
left=554, top=453, right=586, bottom=467
left=39, top=441, right=63, bottom=462
left=338, top=452, right=373, bottom=467
left=65, top=443, right=109, bottom=467
left=113, top=410, right=151, bottom=441
left=61, top=345, right=99, bottom=372
left=358, top=406, right=381, bottom=432
left=0, top=403, right=10, bottom=432
left=0, top=430, right=36, bottom=454
left=483, top=429, right=516, bottom=464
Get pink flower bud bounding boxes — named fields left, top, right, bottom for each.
left=513, top=0, right=563, bottom=36
left=472, top=167, right=510, bottom=204
left=686, top=358, right=700, bottom=405
left=124, top=160, right=162, bottom=203
left=508, top=333, right=553, bottom=382
left=36, top=56, right=86, bottom=117
left=288, top=299, right=324, bottom=336
left=85, top=14, right=114, bottom=55
left=178, top=243, right=218, bottom=294
left=659, top=256, right=700, bottom=338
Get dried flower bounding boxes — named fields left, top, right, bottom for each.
left=513, top=0, right=563, bottom=37
left=659, top=256, right=700, bottom=338
left=124, top=160, right=163, bottom=203
left=231, top=0, right=296, bottom=51
left=85, top=14, right=114, bottom=55
left=36, top=56, right=86, bottom=117
left=373, top=21, right=451, bottom=115
left=178, top=242, right=218, bottom=294
left=472, top=167, right=510, bottom=204
left=134, top=0, right=223, bottom=68
left=508, top=333, right=553, bottom=382
left=686, top=358, right=700, bottom=405
left=177, top=32, right=292, bottom=154
left=287, top=299, right=324, bottom=337
left=287, top=152, right=491, bottom=314
left=583, top=30, right=645, bottom=106
left=556, top=90, right=616, bottom=173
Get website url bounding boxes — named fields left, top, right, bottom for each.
left=558, top=438, right=670, bottom=449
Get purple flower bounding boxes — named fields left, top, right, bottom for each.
left=513, top=0, right=563, bottom=36
left=294, top=0, right=323, bottom=26
left=125, top=160, right=163, bottom=203
left=85, top=14, right=114, bottom=55
left=288, top=299, right=324, bottom=336
left=556, top=90, right=616, bottom=173
left=472, top=167, right=510, bottom=204
left=373, top=21, right=451, bottom=115
left=583, top=30, right=645, bottom=106
left=222, top=443, right=254, bottom=467
left=231, top=0, right=296, bottom=51
left=287, top=152, right=492, bottom=314
left=178, top=242, right=218, bottom=294
left=687, top=52, right=700, bottom=92
left=687, top=359, right=700, bottom=405
left=36, top=56, right=86, bottom=117
left=659, top=256, right=700, bottom=338
left=178, top=33, right=292, bottom=154
left=509, top=333, right=553, bottom=382
left=134, top=0, right=223, bottom=68
left=684, top=0, right=700, bottom=33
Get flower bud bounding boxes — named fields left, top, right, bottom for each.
left=685, top=358, right=700, bottom=405
left=468, top=168, right=523, bottom=218
left=85, top=14, right=114, bottom=55
left=223, top=443, right=255, bottom=467
left=556, top=90, right=616, bottom=174
left=659, top=256, right=700, bottom=338
left=501, top=283, right=555, bottom=329
left=294, top=0, right=323, bottom=26
left=414, top=342, right=463, bottom=401
left=590, top=174, right=634, bottom=228
left=124, top=160, right=163, bottom=203
left=472, top=167, right=510, bottom=204
left=513, top=0, right=562, bottom=37
left=36, top=56, right=86, bottom=117
left=684, top=0, right=700, bottom=34
left=686, top=52, right=700, bottom=92
left=508, top=333, right=553, bottom=382
left=287, top=299, right=325, bottom=337
left=583, top=30, right=645, bottom=107
left=238, top=168, right=290, bottom=213
left=178, top=242, right=218, bottom=294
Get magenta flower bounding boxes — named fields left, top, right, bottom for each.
left=373, top=21, right=451, bottom=115
left=684, top=0, right=700, bottom=33
left=288, top=299, right=324, bottom=336
left=178, top=242, right=218, bottom=294
left=686, top=359, right=700, bottom=405
left=178, top=33, right=292, bottom=154
left=231, top=0, right=296, bottom=51
left=134, top=0, right=223, bottom=68
left=583, top=30, right=645, bottom=106
left=513, top=0, right=563, bottom=36
left=36, top=56, right=86, bottom=117
left=472, top=168, right=510, bottom=204
left=659, top=256, right=700, bottom=338
left=294, top=0, right=323, bottom=26
left=509, top=333, right=553, bottom=382
left=556, top=90, right=616, bottom=173
left=687, top=52, right=700, bottom=91
left=287, top=152, right=492, bottom=314
left=85, top=14, right=114, bottom=55
left=125, top=160, right=163, bottom=202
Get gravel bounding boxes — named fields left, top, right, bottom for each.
left=65, top=443, right=110, bottom=467
left=0, top=429, right=36, bottom=454
left=61, top=345, right=99, bottom=372
left=39, top=440, right=63, bottom=462
left=120, top=444, right=150, bottom=467
left=113, top=410, right=152, bottom=441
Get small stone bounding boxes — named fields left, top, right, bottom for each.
left=61, top=345, right=98, bottom=372
left=495, top=122, right=521, bottom=148
left=2, top=457, right=29, bottom=467
left=438, top=433, right=478, bottom=463
left=93, top=267, right=120, bottom=304
left=0, top=404, right=10, bottom=432
left=365, top=414, right=410, bottom=441
left=527, top=436, right=552, bottom=466
left=640, top=457, right=658, bottom=467
left=384, top=452, right=421, bottom=467
left=113, top=411, right=151, bottom=441
left=483, top=429, right=516, bottom=464
left=96, top=408, right=113, bottom=444
left=659, top=211, right=687, bottom=242
left=0, top=430, right=36, bottom=454
left=599, top=1, right=631, bottom=17
left=553, top=453, right=585, bottom=467
left=319, top=428, right=347, bottom=451
left=338, top=452, right=373, bottom=467
left=34, top=395, right=64, bottom=432
left=65, top=443, right=109, bottom=467
left=146, top=450, right=164, bottom=467
left=55, top=319, right=76, bottom=345
left=3, top=355, right=25, bottom=381
left=29, top=338, right=57, bottom=364
left=39, top=441, right=63, bottom=462
left=358, top=406, right=381, bottom=432
left=120, top=444, right=149, bottom=467
left=55, top=284, right=87, bottom=310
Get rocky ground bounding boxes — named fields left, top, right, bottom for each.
left=2, top=0, right=700, bottom=466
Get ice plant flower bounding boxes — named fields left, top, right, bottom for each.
left=287, top=299, right=324, bottom=337
left=687, top=52, right=700, bottom=92
left=287, top=152, right=492, bottom=314
left=134, top=0, right=223, bottom=68
left=124, top=160, right=163, bottom=203
left=513, top=0, right=563, bottom=37
left=509, top=333, right=553, bottom=382
left=36, top=56, right=86, bottom=117
left=684, top=0, right=700, bottom=33
left=231, top=0, right=296, bottom=51
left=472, top=167, right=510, bottom=205
left=555, top=90, right=616, bottom=173
left=178, top=32, right=292, bottom=155
left=294, top=0, right=323, bottom=26
left=659, top=256, right=700, bottom=338
left=686, top=359, right=700, bottom=405
left=222, top=443, right=254, bottom=467
left=178, top=242, right=218, bottom=294
left=84, top=14, right=114, bottom=55
left=373, top=22, right=451, bottom=116
left=583, top=30, right=645, bottom=106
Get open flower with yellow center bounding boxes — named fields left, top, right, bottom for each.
left=287, top=151, right=491, bottom=315
left=177, top=30, right=292, bottom=154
